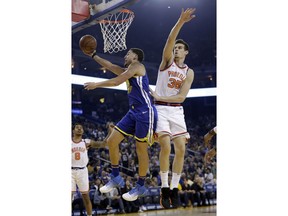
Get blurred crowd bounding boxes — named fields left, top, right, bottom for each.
left=72, top=112, right=216, bottom=214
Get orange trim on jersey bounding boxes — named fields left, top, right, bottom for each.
left=159, top=62, right=174, bottom=72
left=173, top=61, right=188, bottom=70
left=171, top=132, right=190, bottom=139
left=159, top=61, right=188, bottom=72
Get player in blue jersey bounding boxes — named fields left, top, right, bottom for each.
left=83, top=48, right=158, bottom=202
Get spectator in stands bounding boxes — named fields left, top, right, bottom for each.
left=100, top=170, right=110, bottom=185
left=93, top=178, right=108, bottom=210
left=204, top=167, right=214, bottom=185
left=190, top=174, right=207, bottom=206
left=151, top=176, right=160, bottom=187
left=121, top=179, right=141, bottom=213
left=72, top=189, right=85, bottom=216
left=121, top=148, right=129, bottom=174
left=179, top=177, right=191, bottom=208
left=106, top=187, right=126, bottom=214
left=72, top=113, right=217, bottom=209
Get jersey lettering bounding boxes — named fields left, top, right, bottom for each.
left=74, top=152, right=81, bottom=160
left=167, top=78, right=182, bottom=89
left=168, top=71, right=186, bottom=81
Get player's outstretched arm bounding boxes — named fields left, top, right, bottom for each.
left=91, top=52, right=125, bottom=75
left=88, top=123, right=115, bottom=149
left=84, top=62, right=141, bottom=90
left=204, top=127, right=217, bottom=148
left=204, top=147, right=216, bottom=166
left=89, top=140, right=107, bottom=148
left=160, top=8, right=196, bottom=69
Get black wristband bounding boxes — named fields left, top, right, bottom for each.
left=91, top=51, right=97, bottom=59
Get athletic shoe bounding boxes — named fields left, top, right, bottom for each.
left=122, top=183, right=148, bottom=201
left=99, top=174, right=124, bottom=193
left=170, top=188, right=180, bottom=208
left=160, top=187, right=171, bottom=209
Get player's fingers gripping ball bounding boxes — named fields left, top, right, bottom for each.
left=79, top=35, right=97, bottom=55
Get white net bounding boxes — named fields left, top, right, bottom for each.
left=99, top=9, right=135, bottom=53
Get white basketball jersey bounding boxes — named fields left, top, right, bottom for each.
left=71, top=138, right=90, bottom=167
left=155, top=62, right=189, bottom=97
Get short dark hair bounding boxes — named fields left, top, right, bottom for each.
left=72, top=122, right=83, bottom=130
left=175, top=39, right=189, bottom=51
left=130, top=48, right=144, bottom=62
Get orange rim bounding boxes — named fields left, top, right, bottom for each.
left=98, top=9, right=134, bottom=24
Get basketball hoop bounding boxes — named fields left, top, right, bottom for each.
left=98, top=9, right=134, bottom=53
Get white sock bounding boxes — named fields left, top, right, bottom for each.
left=160, top=171, right=169, bottom=188
left=170, top=172, right=181, bottom=189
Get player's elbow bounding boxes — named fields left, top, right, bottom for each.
left=178, top=95, right=186, bottom=103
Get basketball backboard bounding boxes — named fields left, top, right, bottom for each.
left=72, top=0, right=137, bottom=34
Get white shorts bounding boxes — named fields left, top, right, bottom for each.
left=71, top=167, right=89, bottom=192
left=155, top=105, right=190, bottom=140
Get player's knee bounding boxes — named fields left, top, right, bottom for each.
left=160, top=144, right=171, bottom=155
left=81, top=193, right=90, bottom=202
left=106, top=136, right=117, bottom=148
left=174, top=144, right=186, bottom=156
left=106, top=136, right=113, bottom=146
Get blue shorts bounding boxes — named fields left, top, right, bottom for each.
left=115, top=104, right=158, bottom=145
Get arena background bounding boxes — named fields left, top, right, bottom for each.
left=1, top=0, right=288, bottom=216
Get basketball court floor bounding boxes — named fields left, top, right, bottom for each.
left=140, top=206, right=216, bottom=216
left=128, top=206, right=216, bottom=216
left=73, top=205, right=216, bottom=216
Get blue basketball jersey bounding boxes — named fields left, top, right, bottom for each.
left=115, top=73, right=158, bottom=145
left=126, top=74, right=152, bottom=107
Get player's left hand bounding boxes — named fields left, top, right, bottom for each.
left=149, top=88, right=160, bottom=100
left=84, top=82, right=98, bottom=90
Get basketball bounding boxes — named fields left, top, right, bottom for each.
left=79, top=35, right=97, bottom=55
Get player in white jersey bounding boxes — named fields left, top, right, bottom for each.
left=150, top=8, right=196, bottom=209
left=72, top=123, right=112, bottom=216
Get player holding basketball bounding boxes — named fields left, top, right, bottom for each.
left=82, top=48, right=158, bottom=202
left=150, top=8, right=196, bottom=209
left=72, top=123, right=112, bottom=216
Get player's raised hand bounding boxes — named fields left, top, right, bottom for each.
left=179, top=8, right=196, bottom=23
